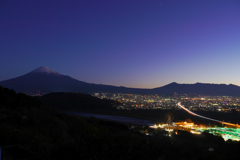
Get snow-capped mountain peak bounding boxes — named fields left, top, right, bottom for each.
left=30, top=66, right=61, bottom=75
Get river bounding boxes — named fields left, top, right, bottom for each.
left=66, top=112, right=154, bottom=126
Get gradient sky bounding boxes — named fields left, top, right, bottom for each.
left=1, top=0, right=240, bottom=88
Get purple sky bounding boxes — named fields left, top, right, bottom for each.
left=1, top=0, right=240, bottom=88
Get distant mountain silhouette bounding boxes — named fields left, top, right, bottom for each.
left=1, top=66, right=240, bottom=96
left=152, top=82, right=240, bottom=96
left=0, top=66, right=147, bottom=95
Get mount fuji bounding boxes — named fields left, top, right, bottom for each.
left=0, top=66, right=146, bottom=95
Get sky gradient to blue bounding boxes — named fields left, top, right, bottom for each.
left=1, top=0, right=240, bottom=88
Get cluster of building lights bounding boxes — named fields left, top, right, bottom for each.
left=93, top=93, right=240, bottom=111
left=150, top=101, right=240, bottom=141
left=150, top=121, right=240, bottom=141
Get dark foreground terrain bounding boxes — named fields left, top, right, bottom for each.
left=1, top=87, right=240, bottom=160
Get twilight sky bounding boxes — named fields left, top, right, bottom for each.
left=1, top=0, right=240, bottom=88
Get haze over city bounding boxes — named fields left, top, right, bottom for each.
left=1, top=0, right=240, bottom=88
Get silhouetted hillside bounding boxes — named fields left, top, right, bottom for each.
left=2, top=86, right=240, bottom=160
left=0, top=86, right=42, bottom=109
left=36, top=92, right=119, bottom=111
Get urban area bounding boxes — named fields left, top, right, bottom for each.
left=92, top=92, right=240, bottom=142
left=92, top=92, right=240, bottom=112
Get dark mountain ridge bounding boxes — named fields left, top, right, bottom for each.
left=153, top=82, right=240, bottom=96
left=1, top=66, right=240, bottom=96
